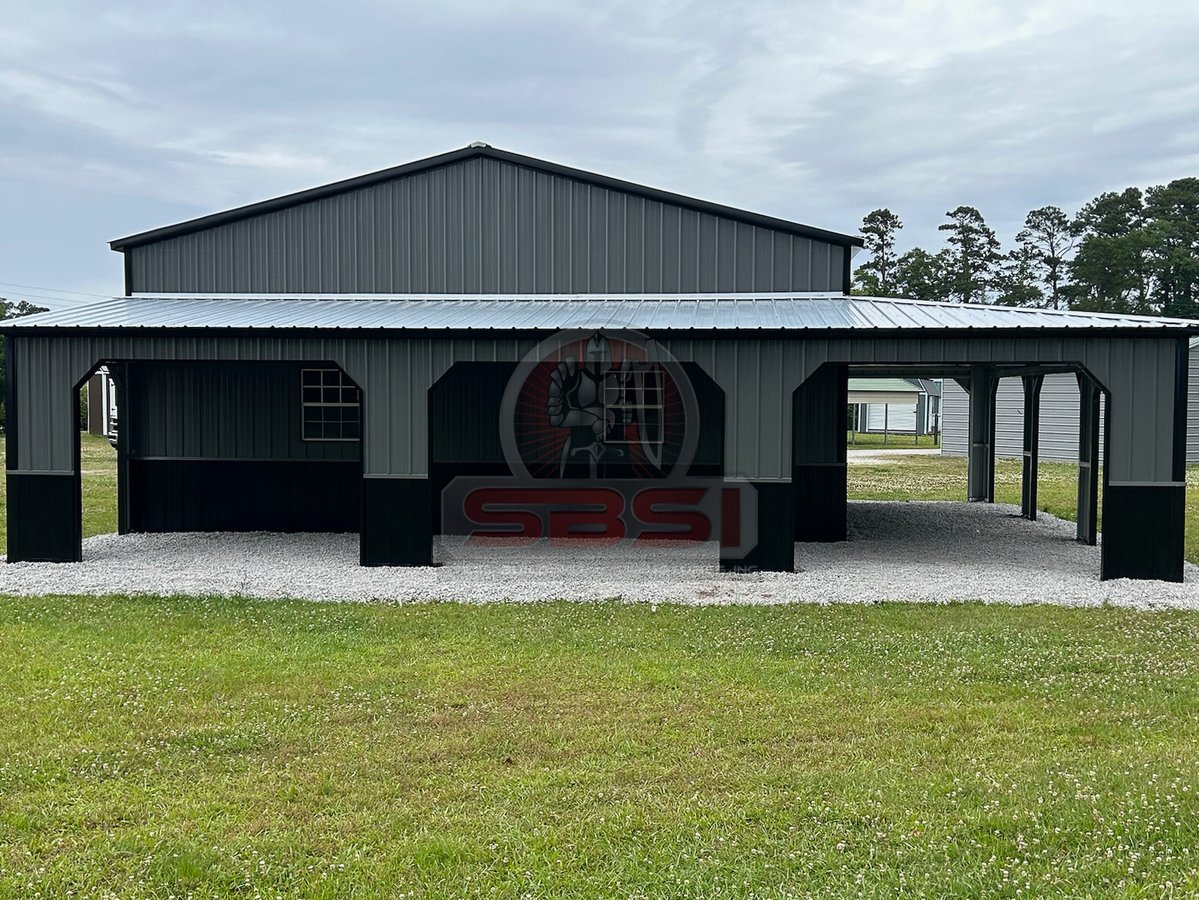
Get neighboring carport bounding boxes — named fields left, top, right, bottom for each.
left=3, top=292, right=1195, bottom=582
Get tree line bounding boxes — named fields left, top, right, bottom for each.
left=852, top=177, right=1199, bottom=318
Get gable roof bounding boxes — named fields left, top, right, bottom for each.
left=109, top=144, right=865, bottom=252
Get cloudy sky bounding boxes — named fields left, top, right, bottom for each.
left=3, top=0, right=1198, bottom=307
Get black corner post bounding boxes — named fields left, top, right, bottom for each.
left=792, top=363, right=848, bottom=542
left=967, top=365, right=997, bottom=502
left=6, top=336, right=84, bottom=564
left=1076, top=373, right=1100, bottom=546
left=1100, top=340, right=1187, bottom=582
left=1020, top=373, right=1043, bottom=520
left=360, top=475, right=433, bottom=566
left=720, top=481, right=795, bottom=573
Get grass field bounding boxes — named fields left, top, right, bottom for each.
left=847, top=454, right=1199, bottom=565
left=1, top=597, right=1198, bottom=897
left=846, top=430, right=941, bottom=449
left=3, top=436, right=1199, bottom=895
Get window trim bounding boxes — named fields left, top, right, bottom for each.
left=300, top=367, right=361, bottom=442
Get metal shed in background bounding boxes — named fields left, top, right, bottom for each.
left=4, top=145, right=1195, bottom=583
left=848, top=377, right=940, bottom=438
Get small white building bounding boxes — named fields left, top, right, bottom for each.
left=84, top=367, right=117, bottom=440
left=848, top=377, right=941, bottom=437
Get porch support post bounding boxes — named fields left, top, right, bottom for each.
left=1098, top=338, right=1187, bottom=581
left=5, top=334, right=83, bottom=563
left=342, top=344, right=441, bottom=567
left=1076, top=373, right=1100, bottom=546
left=967, top=365, right=997, bottom=502
left=792, top=363, right=848, bottom=542
left=1020, top=373, right=1043, bottom=520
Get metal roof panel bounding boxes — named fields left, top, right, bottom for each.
left=6, top=293, right=1198, bottom=333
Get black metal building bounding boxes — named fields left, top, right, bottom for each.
left=4, top=145, right=1195, bottom=581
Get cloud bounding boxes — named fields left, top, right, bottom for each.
left=0, top=0, right=1197, bottom=303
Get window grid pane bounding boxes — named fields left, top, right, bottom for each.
left=301, top=368, right=361, bottom=442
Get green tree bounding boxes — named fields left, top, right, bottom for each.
left=854, top=208, right=903, bottom=295
left=1144, top=178, right=1199, bottom=318
left=937, top=206, right=1000, bottom=303
left=1018, top=206, right=1076, bottom=309
left=850, top=269, right=881, bottom=296
left=1068, top=189, right=1153, bottom=313
left=893, top=247, right=952, bottom=302
left=992, top=244, right=1044, bottom=307
left=0, top=298, right=50, bottom=428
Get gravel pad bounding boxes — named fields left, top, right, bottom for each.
left=2, top=501, right=1196, bottom=609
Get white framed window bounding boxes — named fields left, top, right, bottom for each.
left=301, top=368, right=361, bottom=441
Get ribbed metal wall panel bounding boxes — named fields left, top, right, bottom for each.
left=8, top=332, right=1185, bottom=484
left=941, top=382, right=968, bottom=455
left=128, top=362, right=359, bottom=461
left=1189, top=344, right=1199, bottom=463
left=943, top=358, right=1199, bottom=465
left=126, top=157, right=846, bottom=295
left=864, top=403, right=919, bottom=433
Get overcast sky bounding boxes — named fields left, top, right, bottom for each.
left=3, top=0, right=1198, bottom=307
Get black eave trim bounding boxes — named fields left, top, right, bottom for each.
left=4, top=325, right=1199, bottom=340
left=109, top=146, right=864, bottom=252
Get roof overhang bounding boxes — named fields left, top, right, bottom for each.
left=5, top=293, right=1199, bottom=335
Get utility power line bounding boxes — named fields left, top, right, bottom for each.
left=0, top=281, right=112, bottom=298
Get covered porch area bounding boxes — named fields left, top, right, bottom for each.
left=2, top=293, right=1193, bottom=583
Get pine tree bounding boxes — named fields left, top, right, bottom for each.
left=855, top=208, right=903, bottom=295
left=893, top=248, right=952, bottom=302
left=1068, top=189, right=1152, bottom=313
left=937, top=206, right=1000, bottom=303
left=1144, top=178, right=1199, bottom=318
left=993, top=244, right=1044, bottom=307
left=1018, top=206, right=1076, bottom=309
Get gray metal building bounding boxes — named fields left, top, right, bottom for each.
left=4, top=144, right=1195, bottom=581
left=942, top=339, right=1199, bottom=464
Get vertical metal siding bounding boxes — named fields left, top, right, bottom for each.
left=943, top=374, right=1110, bottom=464
left=941, top=381, right=969, bottom=455
left=128, top=362, right=358, bottom=461
left=126, top=157, right=850, bottom=295
left=1187, top=342, right=1199, bottom=463
left=8, top=333, right=1182, bottom=485
left=864, top=403, right=918, bottom=433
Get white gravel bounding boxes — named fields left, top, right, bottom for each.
left=2, top=501, right=1197, bottom=609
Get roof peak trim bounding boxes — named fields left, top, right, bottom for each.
left=109, top=145, right=864, bottom=252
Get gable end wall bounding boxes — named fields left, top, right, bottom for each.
left=125, top=156, right=847, bottom=295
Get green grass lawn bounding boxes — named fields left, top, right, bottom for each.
left=1, top=598, right=1198, bottom=897
left=3, top=437, right=1199, bottom=895
left=846, top=430, right=941, bottom=449
left=848, top=454, right=1199, bottom=565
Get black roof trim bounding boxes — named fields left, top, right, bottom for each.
left=6, top=325, right=1197, bottom=338
left=109, top=145, right=865, bottom=252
